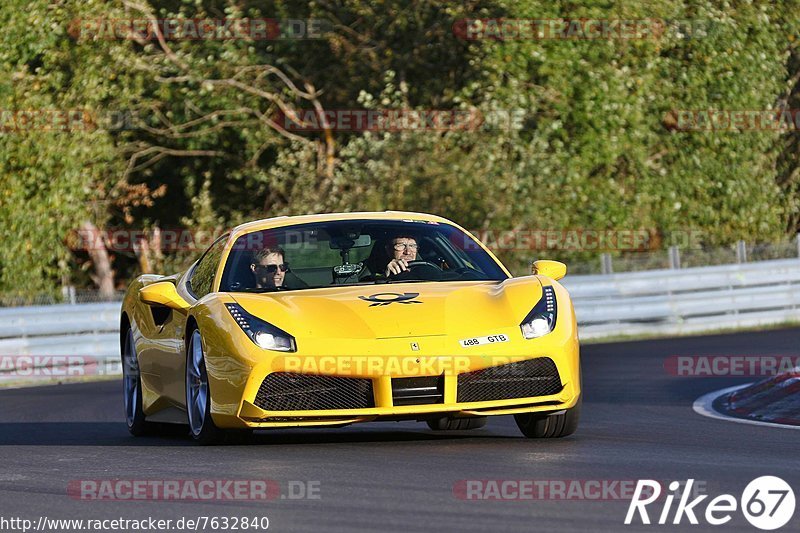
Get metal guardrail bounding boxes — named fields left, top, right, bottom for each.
left=2, top=258, right=800, bottom=366
left=0, top=303, right=120, bottom=338
left=563, top=258, right=800, bottom=338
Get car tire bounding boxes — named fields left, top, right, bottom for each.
left=426, top=416, right=487, bottom=431
left=514, top=398, right=580, bottom=438
left=122, top=328, right=153, bottom=436
left=186, top=328, right=225, bottom=445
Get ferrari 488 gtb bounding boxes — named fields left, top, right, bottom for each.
left=121, top=212, right=580, bottom=443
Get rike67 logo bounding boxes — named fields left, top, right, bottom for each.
left=625, top=477, right=795, bottom=530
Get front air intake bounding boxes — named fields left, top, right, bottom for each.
left=255, top=373, right=375, bottom=411
left=392, top=376, right=444, bottom=406
left=457, top=357, right=562, bottom=403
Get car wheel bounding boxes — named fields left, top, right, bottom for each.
left=123, top=328, right=152, bottom=436
left=186, top=328, right=224, bottom=445
left=514, top=399, right=580, bottom=438
left=426, top=416, right=487, bottom=430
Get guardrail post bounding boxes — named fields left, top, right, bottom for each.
left=600, top=253, right=613, bottom=275
left=796, top=233, right=800, bottom=258
left=668, top=246, right=681, bottom=269
left=736, top=240, right=747, bottom=263
left=61, top=285, right=77, bottom=305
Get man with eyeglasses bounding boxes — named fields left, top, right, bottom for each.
left=250, top=247, right=288, bottom=288
left=384, top=236, right=419, bottom=276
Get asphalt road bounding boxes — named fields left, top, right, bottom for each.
left=1, top=328, right=799, bottom=533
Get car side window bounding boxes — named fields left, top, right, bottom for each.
left=189, top=235, right=229, bottom=298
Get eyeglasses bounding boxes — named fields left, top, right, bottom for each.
left=255, top=263, right=288, bottom=274
left=392, top=242, right=418, bottom=251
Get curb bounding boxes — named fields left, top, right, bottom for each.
left=694, top=371, right=800, bottom=430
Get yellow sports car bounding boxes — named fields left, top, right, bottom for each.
left=121, top=212, right=580, bottom=443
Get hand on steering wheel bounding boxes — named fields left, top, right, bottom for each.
left=385, top=259, right=443, bottom=277
left=385, top=258, right=410, bottom=276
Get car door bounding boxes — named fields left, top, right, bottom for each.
left=145, top=234, right=229, bottom=408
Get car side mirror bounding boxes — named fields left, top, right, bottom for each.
left=139, top=281, right=190, bottom=311
left=531, top=260, right=567, bottom=281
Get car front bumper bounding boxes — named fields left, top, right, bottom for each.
left=202, top=315, right=580, bottom=429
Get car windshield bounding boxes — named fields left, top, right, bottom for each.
left=220, top=219, right=508, bottom=292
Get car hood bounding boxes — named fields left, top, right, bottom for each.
left=228, top=277, right=543, bottom=339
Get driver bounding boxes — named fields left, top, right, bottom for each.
left=250, top=247, right=287, bottom=288
left=385, top=235, right=418, bottom=276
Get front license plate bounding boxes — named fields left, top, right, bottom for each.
left=459, top=334, right=510, bottom=347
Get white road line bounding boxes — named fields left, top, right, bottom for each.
left=693, top=383, right=800, bottom=430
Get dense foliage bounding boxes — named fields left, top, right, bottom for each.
left=1, top=0, right=799, bottom=297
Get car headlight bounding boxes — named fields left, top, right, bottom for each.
left=225, top=303, right=296, bottom=352
left=520, top=285, right=557, bottom=339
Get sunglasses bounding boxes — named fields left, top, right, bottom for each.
left=255, top=263, right=288, bottom=274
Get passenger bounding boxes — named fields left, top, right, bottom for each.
left=250, top=247, right=287, bottom=288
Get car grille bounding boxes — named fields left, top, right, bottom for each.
left=392, top=376, right=444, bottom=406
left=457, top=357, right=562, bottom=403
left=255, top=373, right=375, bottom=411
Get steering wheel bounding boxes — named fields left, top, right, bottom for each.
left=388, top=260, right=443, bottom=281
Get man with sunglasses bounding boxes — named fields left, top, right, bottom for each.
left=250, top=247, right=288, bottom=288
left=384, top=235, right=419, bottom=276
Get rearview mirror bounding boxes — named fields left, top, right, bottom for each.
left=531, top=260, right=567, bottom=281
left=329, top=234, right=372, bottom=249
left=139, top=281, right=190, bottom=311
